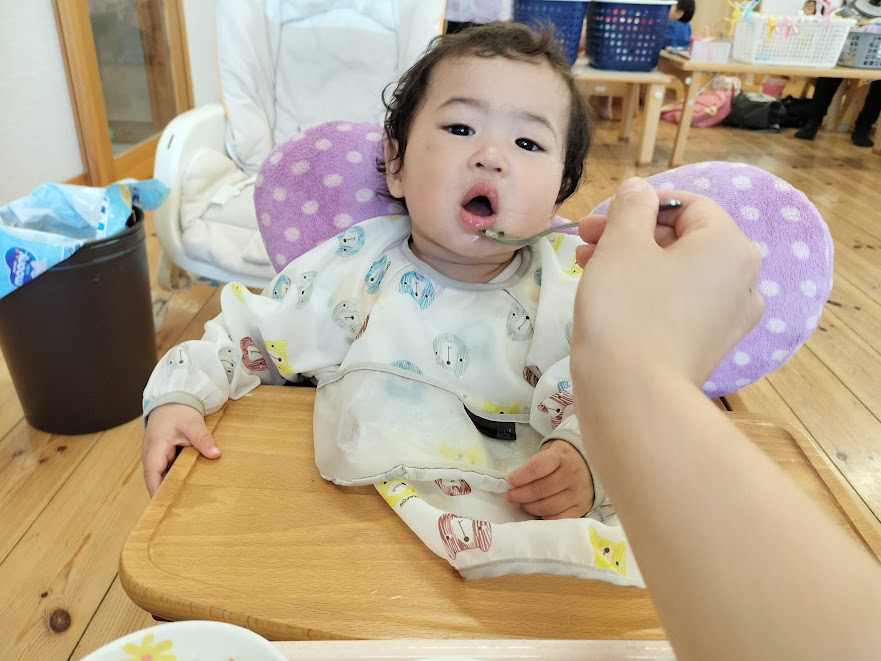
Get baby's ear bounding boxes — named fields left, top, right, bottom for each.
left=384, top=139, right=405, bottom=199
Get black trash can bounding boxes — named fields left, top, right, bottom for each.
left=0, top=210, right=156, bottom=434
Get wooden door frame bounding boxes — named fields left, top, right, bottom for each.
left=53, top=0, right=193, bottom=185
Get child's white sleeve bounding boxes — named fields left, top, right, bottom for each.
left=142, top=219, right=398, bottom=421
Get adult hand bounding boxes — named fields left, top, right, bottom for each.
left=572, top=177, right=764, bottom=388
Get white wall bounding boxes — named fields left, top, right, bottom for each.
left=183, top=0, right=221, bottom=107
left=0, top=0, right=84, bottom=203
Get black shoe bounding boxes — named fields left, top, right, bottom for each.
left=795, top=122, right=820, bottom=140
left=852, top=128, right=875, bottom=148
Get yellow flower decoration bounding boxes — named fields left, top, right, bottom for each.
left=121, top=632, right=176, bottom=661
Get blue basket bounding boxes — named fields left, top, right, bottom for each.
left=586, top=0, right=672, bottom=71
left=513, top=0, right=589, bottom=64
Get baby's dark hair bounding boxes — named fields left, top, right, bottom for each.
left=377, top=22, right=591, bottom=205
left=676, top=0, right=696, bottom=23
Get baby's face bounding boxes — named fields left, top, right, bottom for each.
left=385, top=55, right=569, bottom=267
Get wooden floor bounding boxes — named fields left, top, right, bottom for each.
left=2, top=105, right=880, bottom=659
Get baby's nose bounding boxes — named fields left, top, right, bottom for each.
left=471, top=148, right=507, bottom=174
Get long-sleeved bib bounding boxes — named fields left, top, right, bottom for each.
left=144, top=215, right=642, bottom=586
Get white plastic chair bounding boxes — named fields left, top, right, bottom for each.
left=152, top=0, right=445, bottom=290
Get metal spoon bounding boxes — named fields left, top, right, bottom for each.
left=480, top=199, right=683, bottom=246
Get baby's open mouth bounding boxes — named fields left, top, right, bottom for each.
left=459, top=183, right=499, bottom=230
left=462, top=195, right=494, bottom=217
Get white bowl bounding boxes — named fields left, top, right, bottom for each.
left=81, top=620, right=285, bottom=661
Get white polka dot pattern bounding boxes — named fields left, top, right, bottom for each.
left=792, top=241, right=810, bottom=260
left=732, top=176, right=751, bottom=190
left=740, top=206, right=760, bottom=221
left=781, top=206, right=800, bottom=221
left=759, top=280, right=779, bottom=297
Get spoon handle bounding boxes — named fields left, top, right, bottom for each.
left=532, top=221, right=581, bottom=238
left=540, top=199, right=682, bottom=238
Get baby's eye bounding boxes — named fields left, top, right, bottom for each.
left=444, top=124, right=474, bottom=137
left=516, top=138, right=544, bottom=152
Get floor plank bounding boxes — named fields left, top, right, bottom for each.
left=0, top=358, right=25, bottom=439
left=0, top=421, right=100, bottom=563
left=68, top=577, right=155, bottom=661
left=824, top=273, right=881, bottom=349
left=0, top=419, right=149, bottom=660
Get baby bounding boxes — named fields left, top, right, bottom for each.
left=142, top=22, right=609, bottom=522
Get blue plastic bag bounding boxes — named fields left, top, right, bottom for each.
left=0, top=178, right=168, bottom=300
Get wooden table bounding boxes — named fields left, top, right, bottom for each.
left=657, top=51, right=881, bottom=166
left=120, top=387, right=881, bottom=641
left=572, top=60, right=672, bottom=165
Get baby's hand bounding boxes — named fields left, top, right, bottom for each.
left=142, top=403, right=220, bottom=497
left=505, top=440, right=594, bottom=519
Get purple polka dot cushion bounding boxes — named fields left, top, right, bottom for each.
left=255, top=121, right=397, bottom=271
left=589, top=161, right=833, bottom=397
left=255, top=120, right=576, bottom=269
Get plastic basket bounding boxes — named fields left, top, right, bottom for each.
left=838, top=30, right=881, bottom=69
left=513, top=0, right=588, bottom=64
left=732, top=15, right=856, bottom=67
left=585, top=0, right=675, bottom=72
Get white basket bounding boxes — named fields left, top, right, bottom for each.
left=732, top=15, right=856, bottom=67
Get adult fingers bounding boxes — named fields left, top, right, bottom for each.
left=577, top=214, right=607, bottom=245
left=599, top=177, right=664, bottom=250
left=575, top=243, right=596, bottom=268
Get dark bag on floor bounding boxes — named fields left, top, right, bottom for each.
left=723, top=93, right=787, bottom=131
left=779, top=95, right=814, bottom=128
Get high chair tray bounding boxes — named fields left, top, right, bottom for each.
left=120, top=387, right=881, bottom=641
